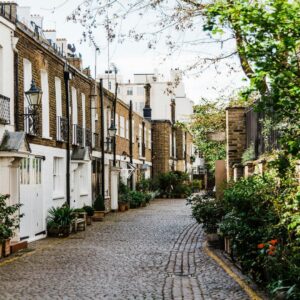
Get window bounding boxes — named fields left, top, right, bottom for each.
left=183, top=133, right=186, bottom=154
left=126, top=120, right=129, bottom=139
left=132, top=120, right=135, bottom=143
left=173, top=135, right=176, bottom=158
left=139, top=124, right=142, bottom=156
left=170, top=133, right=172, bottom=157
left=71, top=87, right=78, bottom=125
left=20, top=158, right=42, bottom=185
left=55, top=77, right=62, bottom=117
left=120, top=116, right=125, bottom=138
left=53, top=157, right=64, bottom=197
left=137, top=86, right=144, bottom=96
left=115, top=113, right=119, bottom=135
left=108, top=81, right=112, bottom=90
left=148, top=129, right=151, bottom=149
left=41, top=70, right=50, bottom=138
left=23, top=59, right=32, bottom=132
left=127, top=88, right=133, bottom=96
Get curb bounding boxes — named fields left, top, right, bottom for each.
left=204, top=242, right=265, bottom=300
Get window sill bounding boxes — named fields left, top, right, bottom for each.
left=53, top=194, right=65, bottom=200
left=80, top=192, right=89, bottom=197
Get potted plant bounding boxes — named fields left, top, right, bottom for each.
left=47, top=204, right=75, bottom=237
left=83, top=206, right=94, bottom=225
left=92, top=195, right=105, bottom=221
left=118, top=194, right=128, bottom=212
left=0, top=194, right=22, bottom=257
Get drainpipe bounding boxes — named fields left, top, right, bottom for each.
left=64, top=65, right=71, bottom=206
left=100, top=79, right=105, bottom=199
left=113, top=83, right=118, bottom=167
left=14, top=51, right=19, bottom=131
left=129, top=100, right=133, bottom=189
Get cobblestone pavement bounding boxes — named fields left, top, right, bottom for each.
left=0, top=199, right=249, bottom=300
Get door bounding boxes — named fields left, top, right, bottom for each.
left=19, top=158, right=44, bottom=241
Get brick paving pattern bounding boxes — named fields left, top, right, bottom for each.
left=0, top=199, right=249, bottom=300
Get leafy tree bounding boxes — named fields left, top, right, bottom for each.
left=70, top=0, right=300, bottom=157
left=191, top=100, right=226, bottom=172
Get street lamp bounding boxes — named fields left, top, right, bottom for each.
left=25, top=80, right=43, bottom=109
left=108, top=120, right=117, bottom=138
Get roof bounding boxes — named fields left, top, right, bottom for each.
left=0, top=131, right=31, bottom=153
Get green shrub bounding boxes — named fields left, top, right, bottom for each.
left=128, top=190, right=146, bottom=208
left=93, top=194, right=105, bottom=211
left=187, top=192, right=224, bottom=233
left=83, top=205, right=94, bottom=216
left=0, top=194, right=22, bottom=242
left=136, top=178, right=155, bottom=192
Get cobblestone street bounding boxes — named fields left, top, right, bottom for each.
left=0, top=199, right=249, bottom=300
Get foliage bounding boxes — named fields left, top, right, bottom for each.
left=187, top=192, right=224, bottom=233
left=191, top=101, right=226, bottom=173
left=83, top=206, right=95, bottom=217
left=0, top=194, right=22, bottom=242
left=136, top=178, right=155, bottom=193
left=190, top=179, right=202, bottom=193
left=127, top=190, right=146, bottom=208
left=47, top=204, right=75, bottom=234
left=241, top=143, right=256, bottom=164
left=93, top=194, right=105, bottom=211
left=154, top=171, right=191, bottom=198
left=203, top=0, right=300, bottom=156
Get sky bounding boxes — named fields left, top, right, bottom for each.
left=16, top=0, right=247, bottom=104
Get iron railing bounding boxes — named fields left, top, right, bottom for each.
left=56, top=116, right=68, bottom=142
left=24, top=107, right=38, bottom=136
left=72, top=124, right=84, bottom=147
left=245, top=107, right=280, bottom=158
left=0, top=94, right=10, bottom=125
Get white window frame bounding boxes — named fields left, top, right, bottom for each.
left=53, top=157, right=64, bottom=198
left=148, top=129, right=151, bottom=149
left=126, top=120, right=129, bottom=139
left=120, top=116, right=125, bottom=138
left=41, top=70, right=50, bottom=138
left=139, top=124, right=143, bottom=157
left=71, top=87, right=78, bottom=125
left=115, top=113, right=119, bottom=135
left=132, top=120, right=135, bottom=143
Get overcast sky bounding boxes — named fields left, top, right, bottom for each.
left=16, top=0, right=247, bottom=104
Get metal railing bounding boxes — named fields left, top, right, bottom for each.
left=0, top=94, right=10, bottom=125
left=24, top=107, right=38, bottom=136
left=72, top=124, right=84, bottom=147
left=56, top=116, right=68, bottom=142
left=245, top=106, right=280, bottom=158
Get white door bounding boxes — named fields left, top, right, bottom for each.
left=110, top=169, right=119, bottom=210
left=19, top=158, right=44, bottom=241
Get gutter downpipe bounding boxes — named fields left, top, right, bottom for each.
left=129, top=100, right=133, bottom=189
left=100, top=79, right=105, bottom=199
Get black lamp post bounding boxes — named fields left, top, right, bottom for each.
left=25, top=80, right=43, bottom=109
left=24, top=79, right=43, bottom=135
left=105, top=120, right=117, bottom=153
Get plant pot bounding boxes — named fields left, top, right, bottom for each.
left=140, top=201, right=147, bottom=207
left=3, top=239, right=11, bottom=257
left=0, top=243, right=3, bottom=259
left=92, top=211, right=105, bottom=221
left=118, top=203, right=126, bottom=212
left=125, top=203, right=129, bottom=210
left=86, top=215, right=92, bottom=225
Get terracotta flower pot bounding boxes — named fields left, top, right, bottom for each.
left=92, top=211, right=105, bottom=222
left=118, top=203, right=126, bottom=212
left=0, top=243, right=3, bottom=259
left=125, top=203, right=129, bottom=211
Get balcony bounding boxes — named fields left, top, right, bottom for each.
left=0, top=94, right=10, bottom=125
left=72, top=124, right=84, bottom=147
left=85, top=128, right=92, bottom=148
left=56, top=116, right=68, bottom=142
left=24, top=107, right=39, bottom=136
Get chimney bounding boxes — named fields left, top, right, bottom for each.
left=143, top=83, right=152, bottom=121
left=83, top=67, right=91, bottom=77
left=67, top=57, right=83, bottom=71
left=56, top=38, right=68, bottom=56
left=43, top=29, right=57, bottom=44
left=0, top=2, right=18, bottom=22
